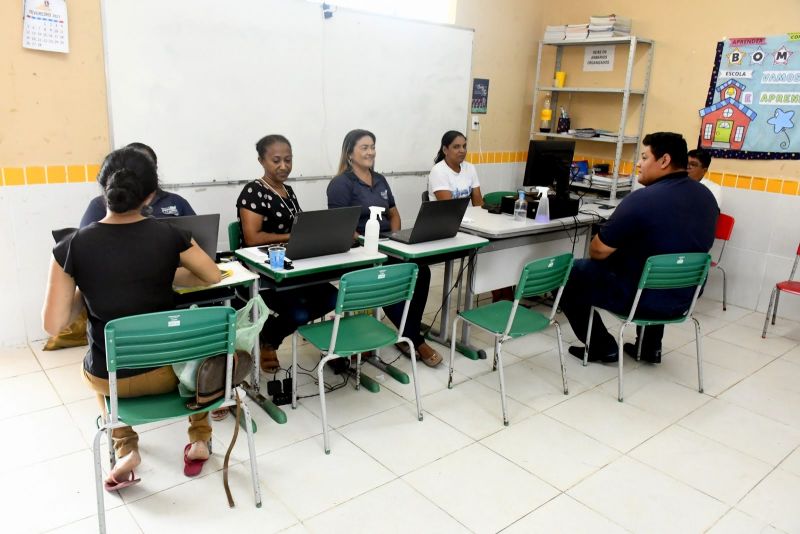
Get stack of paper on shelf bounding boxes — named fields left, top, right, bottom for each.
left=588, top=14, right=632, bottom=38
left=564, top=23, right=589, bottom=40
left=544, top=25, right=566, bottom=41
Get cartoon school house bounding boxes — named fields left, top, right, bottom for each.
left=698, top=79, right=757, bottom=150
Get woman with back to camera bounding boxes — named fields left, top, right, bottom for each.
left=236, top=134, right=338, bottom=373
left=428, top=130, right=483, bottom=206
left=42, top=147, right=222, bottom=490
left=326, top=129, right=442, bottom=367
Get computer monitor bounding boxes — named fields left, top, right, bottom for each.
left=522, top=139, right=576, bottom=198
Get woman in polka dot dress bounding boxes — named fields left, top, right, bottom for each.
left=237, top=135, right=338, bottom=373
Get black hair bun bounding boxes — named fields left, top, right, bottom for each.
left=105, top=168, right=144, bottom=213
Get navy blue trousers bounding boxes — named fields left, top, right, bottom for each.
left=560, top=259, right=691, bottom=353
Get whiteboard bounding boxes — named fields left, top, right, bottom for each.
left=102, top=0, right=473, bottom=184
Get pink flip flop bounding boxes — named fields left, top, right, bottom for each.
left=103, top=470, right=141, bottom=492
left=183, top=443, right=208, bottom=477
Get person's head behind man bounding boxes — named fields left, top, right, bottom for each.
left=687, top=148, right=711, bottom=182
left=637, top=132, right=688, bottom=186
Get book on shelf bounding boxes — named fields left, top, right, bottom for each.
left=588, top=14, right=631, bottom=38
left=544, top=24, right=566, bottom=40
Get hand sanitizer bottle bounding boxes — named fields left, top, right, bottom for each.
left=513, top=191, right=528, bottom=222
left=364, top=206, right=384, bottom=253
left=534, top=186, right=550, bottom=223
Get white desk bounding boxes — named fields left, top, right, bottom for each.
left=236, top=247, right=386, bottom=284
left=456, top=202, right=615, bottom=354
left=372, top=232, right=489, bottom=354
left=233, top=246, right=387, bottom=422
left=173, top=260, right=259, bottom=294
left=459, top=204, right=612, bottom=293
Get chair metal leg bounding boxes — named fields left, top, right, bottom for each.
left=93, top=427, right=107, bottom=534
left=719, top=266, right=727, bottom=311
left=617, top=324, right=626, bottom=402
left=584, top=306, right=595, bottom=366
left=403, top=337, right=423, bottom=421
left=291, top=333, right=298, bottom=409
left=448, top=316, right=460, bottom=389
left=492, top=337, right=499, bottom=372
left=763, top=288, right=777, bottom=338
left=495, top=338, right=509, bottom=426
left=107, top=426, right=115, bottom=469
left=554, top=321, right=568, bottom=395
left=772, top=291, right=781, bottom=326
left=318, top=354, right=333, bottom=454
left=238, top=389, right=262, bottom=507
left=692, top=317, right=704, bottom=394
left=355, top=353, right=361, bottom=391
left=636, top=326, right=645, bottom=361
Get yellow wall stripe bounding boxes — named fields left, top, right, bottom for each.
left=1, top=159, right=797, bottom=196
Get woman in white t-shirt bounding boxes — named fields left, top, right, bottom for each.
left=428, top=130, right=483, bottom=206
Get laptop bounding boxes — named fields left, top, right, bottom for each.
left=260, top=206, right=360, bottom=261
left=387, top=197, right=470, bottom=244
left=160, top=214, right=220, bottom=259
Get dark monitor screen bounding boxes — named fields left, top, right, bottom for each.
left=522, top=139, right=576, bottom=197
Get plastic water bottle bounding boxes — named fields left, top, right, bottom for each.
left=363, top=206, right=384, bottom=253
left=534, top=186, right=550, bottom=223
left=513, top=191, right=528, bottom=222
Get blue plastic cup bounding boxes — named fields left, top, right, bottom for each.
left=268, top=245, right=286, bottom=269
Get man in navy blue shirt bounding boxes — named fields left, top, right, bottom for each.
left=79, top=142, right=195, bottom=227
left=561, top=132, right=718, bottom=363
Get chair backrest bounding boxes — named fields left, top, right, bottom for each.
left=228, top=221, right=242, bottom=250
left=336, top=264, right=418, bottom=314
left=715, top=213, right=735, bottom=241
left=421, top=190, right=428, bottom=202
left=105, top=307, right=236, bottom=373
left=483, top=190, right=517, bottom=206
left=638, top=253, right=712, bottom=291
left=515, top=253, right=574, bottom=300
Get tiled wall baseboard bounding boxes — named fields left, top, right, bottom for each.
left=3, top=158, right=797, bottom=196
left=470, top=151, right=799, bottom=197
left=1, top=164, right=100, bottom=186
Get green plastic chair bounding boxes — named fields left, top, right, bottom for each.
left=448, top=253, right=574, bottom=425
left=482, top=190, right=517, bottom=206
left=291, top=263, right=421, bottom=453
left=228, top=221, right=242, bottom=250
left=93, top=307, right=261, bottom=533
left=583, top=253, right=712, bottom=402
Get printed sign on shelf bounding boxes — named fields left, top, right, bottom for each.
left=583, top=45, right=615, bottom=71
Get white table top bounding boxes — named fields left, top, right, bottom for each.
left=173, top=260, right=258, bottom=294
left=374, top=231, right=488, bottom=259
left=235, top=246, right=386, bottom=281
left=459, top=203, right=615, bottom=239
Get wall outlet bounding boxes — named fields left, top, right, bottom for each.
left=471, top=115, right=480, bottom=130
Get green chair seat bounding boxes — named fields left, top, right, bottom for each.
left=106, top=392, right=225, bottom=426
left=459, top=301, right=551, bottom=337
left=298, top=314, right=399, bottom=357
left=613, top=313, right=689, bottom=327
left=585, top=253, right=712, bottom=402
left=449, top=253, right=574, bottom=426
left=292, top=263, right=423, bottom=454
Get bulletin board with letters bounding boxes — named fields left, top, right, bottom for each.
left=699, top=33, right=799, bottom=160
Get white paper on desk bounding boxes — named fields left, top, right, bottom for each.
left=22, top=0, right=69, bottom=53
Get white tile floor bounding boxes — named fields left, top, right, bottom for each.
left=2, top=287, right=800, bottom=533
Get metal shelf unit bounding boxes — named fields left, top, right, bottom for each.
left=530, top=36, right=654, bottom=201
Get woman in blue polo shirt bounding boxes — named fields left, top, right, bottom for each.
left=327, top=129, right=442, bottom=367
left=79, top=142, right=196, bottom=227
